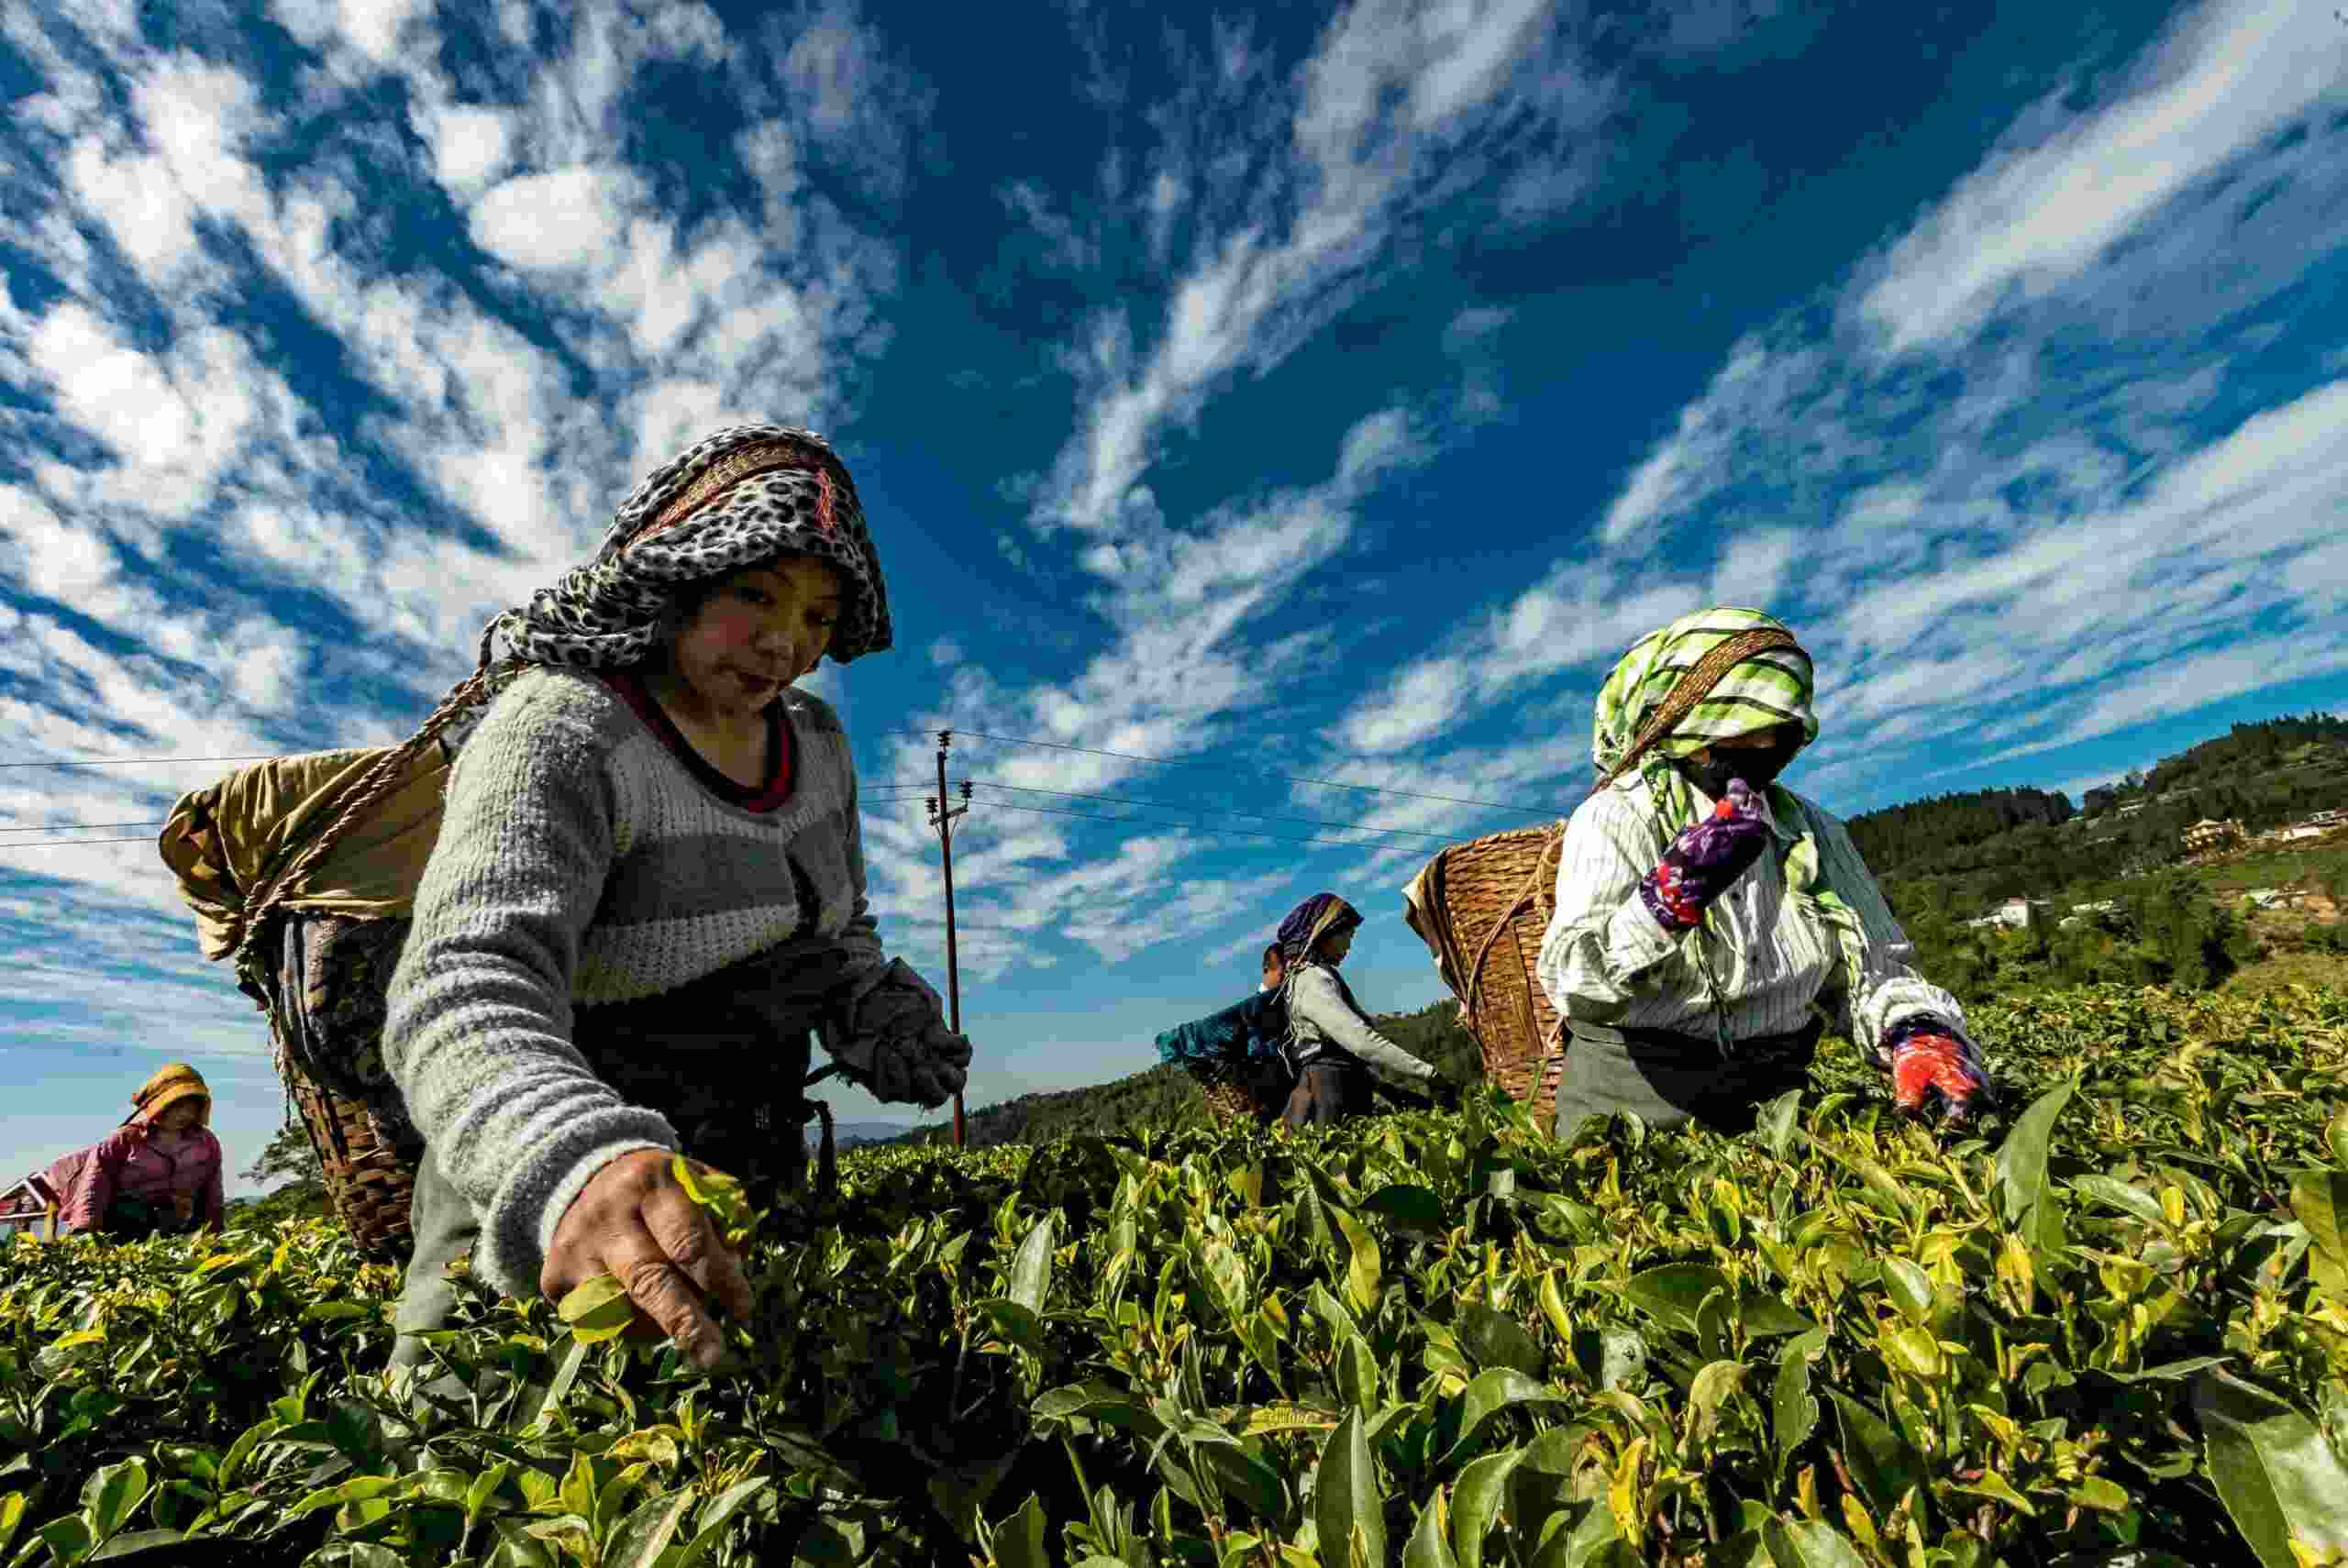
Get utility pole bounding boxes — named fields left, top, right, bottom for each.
left=926, top=731, right=972, bottom=1148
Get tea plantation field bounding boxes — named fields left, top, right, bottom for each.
left=6, top=982, right=2348, bottom=1566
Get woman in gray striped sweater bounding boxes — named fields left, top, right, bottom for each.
left=1534, top=608, right=1991, bottom=1140
left=382, top=425, right=969, bottom=1379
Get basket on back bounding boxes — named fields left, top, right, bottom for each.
left=1403, top=824, right=1567, bottom=1125
left=159, top=735, right=461, bottom=1262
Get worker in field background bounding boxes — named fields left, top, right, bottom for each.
left=1156, top=943, right=1297, bottom=1121
left=381, top=425, right=971, bottom=1388
left=48, top=1062, right=226, bottom=1240
left=1276, top=893, right=1461, bottom=1124
left=1535, top=607, right=1993, bottom=1139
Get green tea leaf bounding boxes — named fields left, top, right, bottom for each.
left=1315, top=1410, right=1386, bottom=1568
left=1735, top=1289, right=1819, bottom=1340
left=1878, top=1258, right=1933, bottom=1325
left=1403, top=1491, right=1457, bottom=1568
left=556, top=1275, right=635, bottom=1343
left=1773, top=1344, right=1819, bottom=1482
left=603, top=1488, right=694, bottom=1568
left=1008, top=1215, right=1057, bottom=1313
left=1449, top=1446, right=1523, bottom=1568
left=2069, top=1174, right=2166, bottom=1225
left=88, top=1528, right=194, bottom=1561
left=2193, top=1369, right=2348, bottom=1568
left=81, top=1459, right=150, bottom=1540
left=1456, top=1302, right=1543, bottom=1378
left=1826, top=1389, right=1922, bottom=1517
left=1444, top=1368, right=1567, bottom=1464
left=1761, top=1516, right=1867, bottom=1568
left=1758, top=1089, right=1802, bottom=1160
left=988, top=1494, right=1049, bottom=1568
left=1996, top=1077, right=2078, bottom=1233
left=2290, top=1170, right=2348, bottom=1299
left=1333, top=1207, right=1383, bottom=1318
left=1623, top=1264, right=1731, bottom=1334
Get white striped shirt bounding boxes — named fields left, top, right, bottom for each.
left=1534, top=778, right=1964, bottom=1056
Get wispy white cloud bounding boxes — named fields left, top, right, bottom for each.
left=1329, top=0, right=2348, bottom=823
left=1852, top=0, right=2347, bottom=359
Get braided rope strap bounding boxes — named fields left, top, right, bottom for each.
left=229, top=665, right=503, bottom=1000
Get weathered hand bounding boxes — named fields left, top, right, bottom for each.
left=540, top=1150, right=753, bottom=1372
left=1639, top=778, right=1774, bottom=932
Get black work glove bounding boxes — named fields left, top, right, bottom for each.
left=820, top=959, right=974, bottom=1109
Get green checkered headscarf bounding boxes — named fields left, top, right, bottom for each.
left=1591, top=606, right=1866, bottom=1007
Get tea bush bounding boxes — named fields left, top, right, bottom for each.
left=5, top=981, right=2348, bottom=1566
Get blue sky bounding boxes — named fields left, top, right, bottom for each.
left=3, top=0, right=2345, bottom=1195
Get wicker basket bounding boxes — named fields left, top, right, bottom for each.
left=1198, top=1080, right=1264, bottom=1125
left=1403, top=823, right=1568, bottom=1127
left=278, top=1021, right=417, bottom=1262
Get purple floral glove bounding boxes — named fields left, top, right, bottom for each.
left=1638, top=778, right=1773, bottom=933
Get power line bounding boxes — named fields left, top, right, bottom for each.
left=967, top=779, right=1464, bottom=842
left=0, top=753, right=279, bottom=770
left=977, top=797, right=1442, bottom=852
left=0, top=836, right=152, bottom=850
left=0, top=819, right=166, bottom=833
left=887, top=727, right=1559, bottom=818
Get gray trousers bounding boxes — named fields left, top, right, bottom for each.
left=388, top=1144, right=479, bottom=1375
left=1552, top=1018, right=1820, bottom=1139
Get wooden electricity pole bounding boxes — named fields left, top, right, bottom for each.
left=926, top=731, right=972, bottom=1148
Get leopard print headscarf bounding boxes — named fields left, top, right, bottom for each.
left=474, top=424, right=893, bottom=675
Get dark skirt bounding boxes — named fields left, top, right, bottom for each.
left=1551, top=1018, right=1821, bottom=1140
left=1282, top=1060, right=1372, bottom=1127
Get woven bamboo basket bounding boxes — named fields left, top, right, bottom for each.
left=1404, top=823, right=1568, bottom=1127
left=277, top=1016, right=418, bottom=1262
left=1198, top=1080, right=1263, bottom=1125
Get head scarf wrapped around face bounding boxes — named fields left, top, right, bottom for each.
left=1591, top=607, right=1865, bottom=1000
left=1276, top=893, right=1360, bottom=971
left=475, top=424, right=893, bottom=676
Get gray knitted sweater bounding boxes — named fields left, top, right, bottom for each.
left=382, top=666, right=891, bottom=1299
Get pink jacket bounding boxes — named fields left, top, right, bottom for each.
left=55, top=1126, right=225, bottom=1234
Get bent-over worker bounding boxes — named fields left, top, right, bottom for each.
left=1535, top=607, right=1991, bottom=1139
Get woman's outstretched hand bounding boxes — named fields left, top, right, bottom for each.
left=541, top=1150, right=754, bottom=1371
left=1639, top=777, right=1774, bottom=932
left=1888, top=1027, right=1994, bottom=1126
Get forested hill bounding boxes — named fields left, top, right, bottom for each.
left=1844, top=787, right=2075, bottom=870
left=1844, top=712, right=2347, bottom=911
left=888, top=999, right=1479, bottom=1150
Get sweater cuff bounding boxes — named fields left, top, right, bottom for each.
left=473, top=1111, right=677, bottom=1302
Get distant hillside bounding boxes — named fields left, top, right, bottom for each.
left=886, top=999, right=1480, bottom=1151
left=809, top=1120, right=910, bottom=1151
left=1849, top=715, right=2348, bottom=918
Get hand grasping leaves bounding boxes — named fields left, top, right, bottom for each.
left=547, top=1154, right=761, bottom=1370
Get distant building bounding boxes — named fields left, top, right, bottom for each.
left=2184, top=818, right=2246, bottom=854
left=2308, top=808, right=2346, bottom=828
left=1966, top=895, right=2037, bottom=931
left=0, top=1174, right=58, bottom=1241
left=2274, top=825, right=2328, bottom=844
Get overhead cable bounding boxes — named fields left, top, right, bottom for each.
left=966, top=779, right=1464, bottom=842
left=888, top=726, right=1558, bottom=817
left=976, top=797, right=1442, bottom=852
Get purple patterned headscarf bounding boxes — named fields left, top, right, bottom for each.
left=1276, top=893, right=1361, bottom=969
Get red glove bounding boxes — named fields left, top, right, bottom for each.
left=1887, top=1019, right=1992, bottom=1124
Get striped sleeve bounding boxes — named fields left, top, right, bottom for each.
left=1534, top=790, right=1683, bottom=1023
left=1807, top=806, right=1966, bottom=1057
